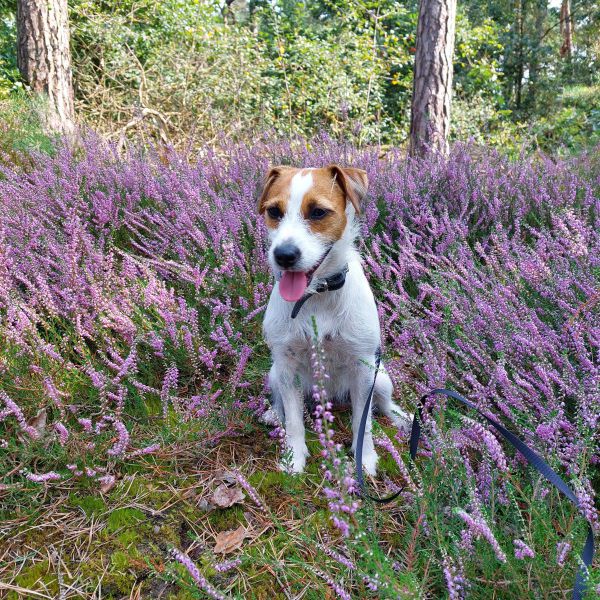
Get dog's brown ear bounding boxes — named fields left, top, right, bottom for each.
left=258, top=166, right=289, bottom=214
left=328, top=165, right=369, bottom=215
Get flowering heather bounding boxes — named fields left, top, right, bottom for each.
left=24, top=470, right=62, bottom=483
left=442, top=555, right=467, bottom=600
left=169, top=548, right=227, bottom=600
left=310, top=333, right=360, bottom=537
left=0, top=133, right=598, bottom=597
left=214, top=558, right=242, bottom=573
left=513, top=539, right=535, bottom=560
left=456, top=508, right=507, bottom=563
left=557, top=541, right=572, bottom=566
left=310, top=566, right=352, bottom=600
left=232, top=469, right=268, bottom=513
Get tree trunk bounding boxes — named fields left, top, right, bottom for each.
left=559, top=0, right=573, bottom=58
left=409, top=0, right=457, bottom=158
left=528, top=0, right=548, bottom=109
left=515, top=0, right=524, bottom=110
left=16, top=0, right=75, bottom=134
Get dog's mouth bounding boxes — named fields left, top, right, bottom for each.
left=279, top=271, right=309, bottom=302
left=278, top=248, right=331, bottom=303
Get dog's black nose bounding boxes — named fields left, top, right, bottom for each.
left=274, top=243, right=301, bottom=268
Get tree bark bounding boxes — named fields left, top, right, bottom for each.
left=559, top=0, right=573, bottom=58
left=515, top=0, right=524, bottom=109
left=528, top=0, right=548, bottom=109
left=16, top=0, right=75, bottom=134
left=409, top=0, right=457, bottom=158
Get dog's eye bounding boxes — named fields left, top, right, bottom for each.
left=267, top=206, right=283, bottom=220
left=309, top=207, right=329, bottom=220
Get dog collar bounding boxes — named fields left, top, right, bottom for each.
left=290, top=264, right=349, bottom=319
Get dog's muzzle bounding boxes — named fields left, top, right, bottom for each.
left=274, top=243, right=301, bottom=269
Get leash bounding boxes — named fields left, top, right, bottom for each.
left=355, top=373, right=596, bottom=599
left=355, top=347, right=403, bottom=503
left=290, top=256, right=349, bottom=318
left=291, top=265, right=348, bottom=319
left=282, top=249, right=595, bottom=595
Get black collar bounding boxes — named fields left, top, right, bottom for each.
left=290, top=265, right=349, bottom=319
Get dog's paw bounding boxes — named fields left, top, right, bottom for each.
left=361, top=448, right=379, bottom=477
left=280, top=443, right=309, bottom=474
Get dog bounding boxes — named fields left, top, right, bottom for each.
left=259, top=165, right=411, bottom=474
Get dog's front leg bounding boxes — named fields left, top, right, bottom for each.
left=350, top=358, right=379, bottom=476
left=269, top=362, right=309, bottom=473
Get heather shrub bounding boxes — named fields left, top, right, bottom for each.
left=0, top=134, right=598, bottom=597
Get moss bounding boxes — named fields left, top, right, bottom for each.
left=205, top=505, right=246, bottom=532
left=116, top=528, right=140, bottom=547
left=109, top=475, right=146, bottom=499
left=111, top=549, right=132, bottom=571
left=107, top=507, right=145, bottom=533
left=10, top=560, right=59, bottom=599
left=71, top=495, right=107, bottom=517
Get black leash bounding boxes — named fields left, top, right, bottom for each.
left=291, top=265, right=349, bottom=319
left=355, top=376, right=596, bottom=599
left=355, top=347, right=403, bottom=503
left=283, top=251, right=595, bottom=596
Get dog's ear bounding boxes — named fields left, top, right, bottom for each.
left=328, top=165, right=369, bottom=215
left=258, top=166, right=289, bottom=214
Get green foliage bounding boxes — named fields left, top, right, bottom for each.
left=0, top=93, right=55, bottom=159
left=531, top=84, right=600, bottom=153
left=68, top=0, right=405, bottom=145
left=106, top=507, right=146, bottom=533
left=71, top=495, right=107, bottom=517
left=0, top=10, right=18, bottom=100
left=1, top=0, right=598, bottom=152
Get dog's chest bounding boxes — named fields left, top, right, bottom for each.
left=285, top=334, right=356, bottom=374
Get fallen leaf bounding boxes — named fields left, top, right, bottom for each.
left=211, top=483, right=245, bottom=508
left=214, top=470, right=237, bottom=485
left=29, top=408, right=47, bottom=436
left=214, top=526, right=248, bottom=554
left=17, top=408, right=47, bottom=442
left=99, top=474, right=116, bottom=494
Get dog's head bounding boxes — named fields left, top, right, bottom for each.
left=258, top=165, right=368, bottom=302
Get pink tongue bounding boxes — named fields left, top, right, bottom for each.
left=279, top=271, right=308, bottom=302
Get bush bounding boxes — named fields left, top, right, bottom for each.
left=0, top=93, right=54, bottom=159
left=0, top=134, right=598, bottom=597
left=531, top=85, right=600, bottom=154
left=69, top=0, right=396, bottom=146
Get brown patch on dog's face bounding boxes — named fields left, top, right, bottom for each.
left=257, top=165, right=368, bottom=240
left=300, top=168, right=348, bottom=240
left=257, top=166, right=298, bottom=229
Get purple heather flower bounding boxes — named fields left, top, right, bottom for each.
left=232, top=470, right=267, bottom=513
left=513, top=539, right=535, bottom=560
left=107, top=419, right=130, bottom=456
left=0, top=391, right=39, bottom=440
left=456, top=509, right=507, bottom=563
left=442, top=555, right=466, bottom=600
left=126, top=443, right=160, bottom=457
left=169, top=548, right=226, bottom=600
left=317, top=544, right=355, bottom=570
left=25, top=471, right=62, bottom=483
left=311, top=567, right=351, bottom=600
left=54, top=422, right=69, bottom=446
left=556, top=541, right=571, bottom=566
left=78, top=418, right=93, bottom=433
left=214, top=558, right=241, bottom=573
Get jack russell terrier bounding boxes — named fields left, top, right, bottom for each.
left=259, top=165, right=411, bottom=474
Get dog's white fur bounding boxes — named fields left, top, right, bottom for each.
left=262, top=170, right=411, bottom=474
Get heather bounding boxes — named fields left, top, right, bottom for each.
left=0, top=134, right=598, bottom=598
